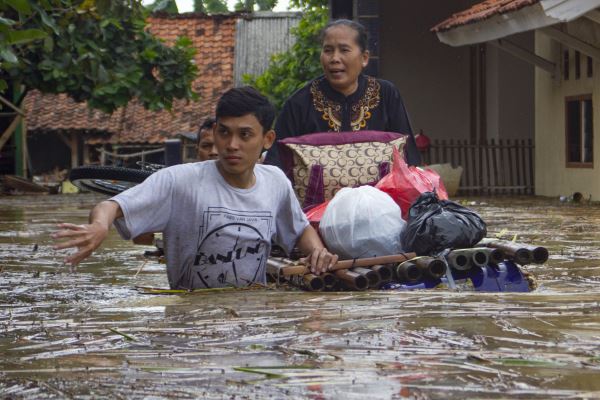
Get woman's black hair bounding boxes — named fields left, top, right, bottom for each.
left=215, top=86, right=275, bottom=133
left=319, top=19, right=368, bottom=53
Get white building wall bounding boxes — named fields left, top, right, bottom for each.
left=535, top=20, right=600, bottom=199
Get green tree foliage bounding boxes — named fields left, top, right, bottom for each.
left=0, top=0, right=197, bottom=114
left=147, top=0, right=179, bottom=14
left=243, top=0, right=327, bottom=110
left=289, top=0, right=325, bottom=9
left=194, top=0, right=228, bottom=13
left=234, top=0, right=278, bottom=12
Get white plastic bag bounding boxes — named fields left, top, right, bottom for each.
left=319, top=186, right=406, bottom=259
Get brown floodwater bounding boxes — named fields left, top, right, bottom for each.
left=0, top=193, right=599, bottom=399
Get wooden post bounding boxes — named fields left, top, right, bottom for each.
left=479, top=44, right=487, bottom=143
left=100, top=145, right=106, bottom=166
left=507, top=139, right=514, bottom=195
left=527, top=139, right=534, bottom=194
left=21, top=118, right=28, bottom=177
left=70, top=133, right=78, bottom=168
left=491, top=138, right=498, bottom=193
left=83, top=140, right=90, bottom=165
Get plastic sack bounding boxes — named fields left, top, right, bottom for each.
left=319, top=186, right=406, bottom=259
left=376, top=147, right=448, bottom=219
left=401, top=192, right=487, bottom=256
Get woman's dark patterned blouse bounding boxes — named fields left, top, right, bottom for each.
left=265, top=74, right=421, bottom=167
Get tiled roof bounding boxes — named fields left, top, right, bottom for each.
left=23, top=13, right=237, bottom=144
left=431, top=0, right=540, bottom=32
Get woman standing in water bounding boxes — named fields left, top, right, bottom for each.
left=264, top=19, right=421, bottom=167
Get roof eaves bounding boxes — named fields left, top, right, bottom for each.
left=433, top=0, right=600, bottom=46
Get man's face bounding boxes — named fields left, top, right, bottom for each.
left=213, top=114, right=274, bottom=178
left=197, top=128, right=218, bottom=161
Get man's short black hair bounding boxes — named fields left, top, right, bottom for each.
left=215, top=86, right=275, bottom=133
left=199, top=117, right=215, bottom=132
left=197, top=117, right=215, bottom=142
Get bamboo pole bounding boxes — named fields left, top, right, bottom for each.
left=274, top=253, right=417, bottom=277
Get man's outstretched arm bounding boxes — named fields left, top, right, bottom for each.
left=52, top=200, right=123, bottom=265
left=296, top=225, right=338, bottom=275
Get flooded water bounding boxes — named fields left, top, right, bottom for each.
left=1, top=194, right=599, bottom=399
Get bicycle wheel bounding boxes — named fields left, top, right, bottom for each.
left=69, top=165, right=154, bottom=196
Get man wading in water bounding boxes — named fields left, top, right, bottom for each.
left=53, top=87, right=338, bottom=289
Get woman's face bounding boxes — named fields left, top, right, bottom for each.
left=320, top=25, right=369, bottom=96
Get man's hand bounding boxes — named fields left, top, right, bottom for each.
left=302, top=247, right=338, bottom=275
left=296, top=225, right=339, bottom=275
left=52, top=200, right=122, bottom=265
left=52, top=222, right=109, bottom=265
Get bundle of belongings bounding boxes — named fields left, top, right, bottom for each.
left=268, top=131, right=544, bottom=293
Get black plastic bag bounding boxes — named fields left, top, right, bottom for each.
left=401, top=192, right=487, bottom=256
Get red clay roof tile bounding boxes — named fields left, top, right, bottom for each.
left=432, top=0, right=540, bottom=32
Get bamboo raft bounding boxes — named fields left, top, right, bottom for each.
left=267, top=239, right=546, bottom=293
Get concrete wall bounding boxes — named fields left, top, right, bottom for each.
left=535, top=20, right=599, bottom=199
left=379, top=0, right=535, bottom=142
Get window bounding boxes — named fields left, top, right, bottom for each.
left=588, top=56, right=593, bottom=78
left=575, top=51, right=581, bottom=79
left=566, top=96, right=593, bottom=167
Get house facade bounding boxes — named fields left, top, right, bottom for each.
left=431, top=0, right=600, bottom=199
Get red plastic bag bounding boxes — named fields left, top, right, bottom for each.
left=376, top=147, right=448, bottom=219
left=304, top=200, right=330, bottom=230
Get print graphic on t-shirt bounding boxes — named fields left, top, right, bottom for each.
left=192, top=207, right=273, bottom=288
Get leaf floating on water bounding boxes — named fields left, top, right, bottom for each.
left=134, top=284, right=270, bottom=295
left=233, top=367, right=286, bottom=379
left=494, top=358, right=564, bottom=367
left=495, top=229, right=508, bottom=238
left=466, top=354, right=492, bottom=364
left=108, top=327, right=136, bottom=342
left=247, top=344, right=265, bottom=350
left=375, top=362, right=407, bottom=370
left=233, top=365, right=321, bottom=381
left=238, top=365, right=314, bottom=369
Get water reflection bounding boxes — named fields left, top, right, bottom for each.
left=0, top=194, right=599, bottom=399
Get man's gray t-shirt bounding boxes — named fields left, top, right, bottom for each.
left=111, top=161, right=308, bottom=289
